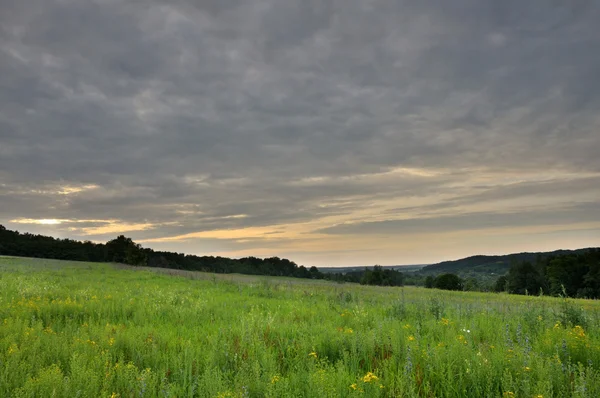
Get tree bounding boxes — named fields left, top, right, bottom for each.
left=105, top=235, right=147, bottom=266
left=424, top=275, right=435, bottom=288
left=493, top=276, right=508, bottom=292
left=507, top=262, right=546, bottom=295
left=433, top=273, right=463, bottom=291
left=309, top=266, right=322, bottom=279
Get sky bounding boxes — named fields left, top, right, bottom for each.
left=1, top=0, right=599, bottom=267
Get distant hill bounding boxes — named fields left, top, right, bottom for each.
left=420, top=248, right=597, bottom=276
left=319, top=264, right=427, bottom=274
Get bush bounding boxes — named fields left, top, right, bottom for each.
left=433, top=273, right=463, bottom=291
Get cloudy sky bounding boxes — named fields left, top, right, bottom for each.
left=1, top=0, right=599, bottom=267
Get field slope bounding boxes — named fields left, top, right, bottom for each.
left=1, top=256, right=600, bottom=397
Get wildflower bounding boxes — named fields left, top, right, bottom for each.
left=110, top=393, right=119, bottom=398
left=524, top=366, right=531, bottom=372
left=271, top=375, right=280, bottom=384
left=535, top=395, right=543, bottom=398
left=461, top=328, right=471, bottom=333
left=572, top=325, right=585, bottom=338
left=363, top=372, right=378, bottom=383
left=402, top=324, right=410, bottom=329
left=379, top=384, right=385, bottom=389
left=503, top=392, right=515, bottom=397
left=345, top=328, right=354, bottom=334
left=440, top=318, right=450, bottom=326
left=350, top=383, right=358, bottom=390
left=309, top=352, right=317, bottom=358
left=408, top=335, right=415, bottom=342
left=7, top=343, right=18, bottom=355
left=554, top=321, right=562, bottom=329
left=108, top=337, right=115, bottom=346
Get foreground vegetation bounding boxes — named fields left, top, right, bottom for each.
left=2, top=257, right=600, bottom=397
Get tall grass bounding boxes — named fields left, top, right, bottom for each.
left=1, top=256, right=600, bottom=397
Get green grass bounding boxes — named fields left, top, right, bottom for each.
left=1, top=256, right=600, bottom=397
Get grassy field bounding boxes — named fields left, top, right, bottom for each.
left=1, top=256, right=600, bottom=397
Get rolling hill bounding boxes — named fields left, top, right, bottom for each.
left=420, top=248, right=596, bottom=276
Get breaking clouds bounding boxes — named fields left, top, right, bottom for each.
left=1, top=0, right=599, bottom=266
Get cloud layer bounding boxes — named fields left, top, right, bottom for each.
left=1, top=0, right=599, bottom=266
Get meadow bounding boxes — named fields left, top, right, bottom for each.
left=1, top=256, right=600, bottom=397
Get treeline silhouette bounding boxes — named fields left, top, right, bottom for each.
left=495, top=249, right=600, bottom=298
left=0, top=225, right=405, bottom=285
left=0, top=225, right=325, bottom=279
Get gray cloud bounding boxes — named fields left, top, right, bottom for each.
left=317, top=202, right=600, bottom=236
left=1, top=0, right=599, bottom=264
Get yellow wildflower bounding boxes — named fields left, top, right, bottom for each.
left=440, top=318, right=450, bottom=326
left=554, top=321, right=562, bottom=329
left=503, top=392, right=515, bottom=397
left=363, top=372, right=378, bottom=383
left=309, top=352, right=317, bottom=358
left=572, top=325, right=585, bottom=338
left=271, top=375, right=280, bottom=384
left=350, top=383, right=358, bottom=390
left=408, top=335, right=415, bottom=342
left=7, top=343, right=18, bottom=355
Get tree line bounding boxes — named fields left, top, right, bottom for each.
left=493, top=249, right=600, bottom=298
left=0, top=225, right=325, bottom=279
left=6, top=224, right=595, bottom=296
left=0, top=225, right=407, bottom=285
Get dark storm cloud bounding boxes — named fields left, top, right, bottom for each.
left=1, top=0, right=599, bottom=258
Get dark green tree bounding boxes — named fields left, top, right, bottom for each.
left=105, top=235, right=147, bottom=266
left=424, top=275, right=435, bottom=288
left=507, top=262, right=546, bottom=295
left=433, top=273, right=463, bottom=291
left=493, top=276, right=508, bottom=292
